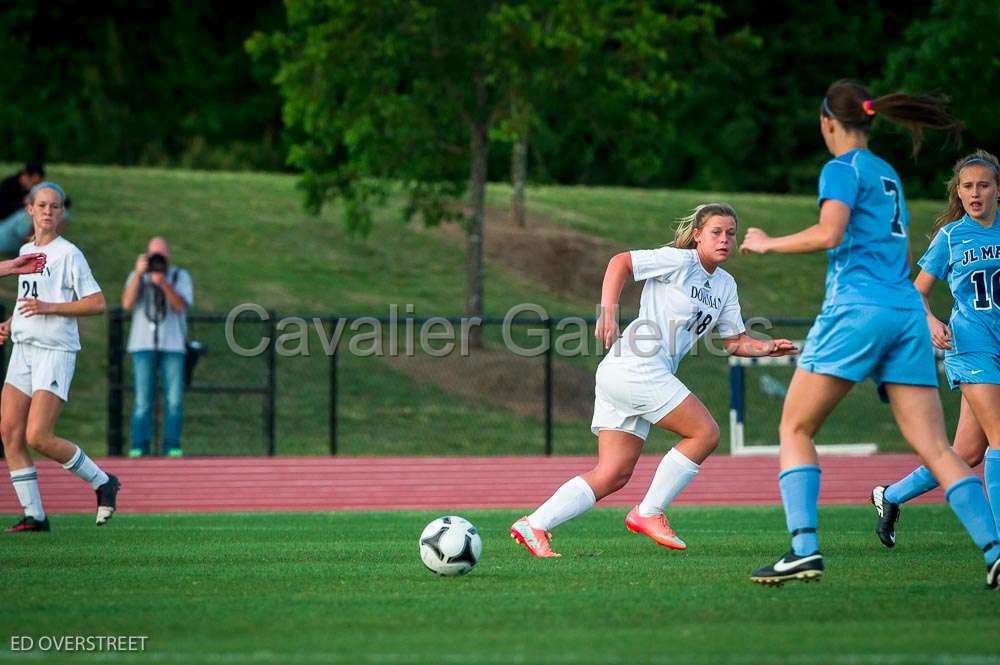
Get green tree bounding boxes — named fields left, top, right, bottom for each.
left=882, top=0, right=1000, bottom=195
left=0, top=0, right=284, bottom=169
left=490, top=1, right=717, bottom=224
left=529, top=0, right=929, bottom=194
left=250, top=1, right=489, bottom=340
left=250, top=0, right=717, bottom=330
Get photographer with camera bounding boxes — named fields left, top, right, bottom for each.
left=121, top=237, right=194, bottom=457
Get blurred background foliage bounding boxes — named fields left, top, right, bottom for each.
left=2, top=0, right=996, bottom=198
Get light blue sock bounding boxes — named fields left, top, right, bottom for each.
left=945, top=476, right=1000, bottom=565
left=985, top=450, right=1000, bottom=533
left=779, top=465, right=821, bottom=556
left=884, top=465, right=938, bottom=504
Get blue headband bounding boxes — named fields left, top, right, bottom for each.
left=821, top=96, right=834, bottom=118
left=29, top=181, right=66, bottom=202
left=960, top=157, right=999, bottom=172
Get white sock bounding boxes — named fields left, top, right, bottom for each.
left=638, top=447, right=700, bottom=517
left=527, top=476, right=596, bottom=531
left=63, top=445, right=109, bottom=490
left=11, top=466, right=46, bottom=521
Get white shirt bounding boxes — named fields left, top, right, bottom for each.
left=125, top=267, right=193, bottom=353
left=11, top=237, right=102, bottom=352
left=608, top=246, right=745, bottom=373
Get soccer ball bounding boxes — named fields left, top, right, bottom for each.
left=419, top=516, right=482, bottom=576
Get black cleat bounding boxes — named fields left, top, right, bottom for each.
left=95, top=474, right=121, bottom=526
left=6, top=516, right=51, bottom=533
left=986, top=540, right=1000, bottom=589
left=871, top=485, right=900, bottom=548
left=751, top=550, right=824, bottom=586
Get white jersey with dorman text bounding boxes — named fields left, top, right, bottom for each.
left=608, top=246, right=745, bottom=373
left=11, top=237, right=102, bottom=352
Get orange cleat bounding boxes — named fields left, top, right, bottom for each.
left=510, top=517, right=561, bottom=558
left=625, top=505, right=686, bottom=550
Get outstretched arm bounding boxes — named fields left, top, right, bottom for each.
left=595, top=252, right=632, bottom=349
left=740, top=200, right=851, bottom=255
left=0, top=253, right=46, bottom=278
left=722, top=334, right=799, bottom=358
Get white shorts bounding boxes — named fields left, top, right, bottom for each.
left=4, top=343, right=77, bottom=402
left=590, top=358, right=691, bottom=441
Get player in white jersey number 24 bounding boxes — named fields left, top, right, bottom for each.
left=1, top=182, right=120, bottom=533
left=512, top=203, right=797, bottom=557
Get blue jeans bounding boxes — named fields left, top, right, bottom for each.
left=130, top=351, right=185, bottom=454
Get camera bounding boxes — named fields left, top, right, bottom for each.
left=147, top=253, right=168, bottom=273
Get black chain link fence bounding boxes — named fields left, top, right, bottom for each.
left=106, top=309, right=963, bottom=456
left=732, top=320, right=962, bottom=451
left=108, top=309, right=275, bottom=456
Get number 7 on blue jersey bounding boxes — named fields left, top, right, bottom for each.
left=880, top=176, right=905, bottom=237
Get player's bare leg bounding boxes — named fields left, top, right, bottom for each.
left=955, top=384, right=1000, bottom=542
left=513, top=430, right=642, bottom=558
left=2, top=384, right=48, bottom=532
left=26, top=390, right=121, bottom=525
left=873, top=396, right=988, bottom=548
left=581, top=430, right=644, bottom=500
left=627, top=394, right=720, bottom=550
left=886, top=383, right=1000, bottom=586
left=752, top=370, right=853, bottom=585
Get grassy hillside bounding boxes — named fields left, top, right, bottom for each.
left=0, top=164, right=960, bottom=455
left=488, top=183, right=950, bottom=317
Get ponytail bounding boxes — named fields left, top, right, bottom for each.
left=821, top=79, right=962, bottom=156
left=930, top=150, right=1000, bottom=237
left=671, top=203, right=738, bottom=249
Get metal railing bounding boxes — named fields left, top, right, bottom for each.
left=107, top=308, right=276, bottom=455
left=105, top=309, right=598, bottom=456
left=107, top=310, right=949, bottom=457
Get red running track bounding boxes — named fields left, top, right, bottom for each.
left=0, top=454, right=954, bottom=514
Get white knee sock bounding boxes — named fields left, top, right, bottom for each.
left=11, top=466, right=46, bottom=520
left=63, top=445, right=109, bottom=490
left=528, top=476, right=596, bottom=531
left=638, top=447, right=700, bottom=517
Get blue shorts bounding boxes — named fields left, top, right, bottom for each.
left=797, top=305, right=937, bottom=388
left=944, top=352, right=1000, bottom=391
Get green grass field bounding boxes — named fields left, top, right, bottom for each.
left=2, top=506, right=998, bottom=664
left=0, top=164, right=963, bottom=455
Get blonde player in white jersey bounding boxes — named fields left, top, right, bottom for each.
left=511, top=203, right=798, bottom=557
left=1, top=182, right=120, bottom=533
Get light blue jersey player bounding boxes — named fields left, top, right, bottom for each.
left=816, top=149, right=921, bottom=312
left=920, top=214, right=1000, bottom=386
left=873, top=150, right=1000, bottom=552
left=798, top=147, right=929, bottom=388
left=741, top=80, right=1000, bottom=589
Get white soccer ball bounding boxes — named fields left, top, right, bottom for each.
left=419, top=516, right=482, bottom=576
